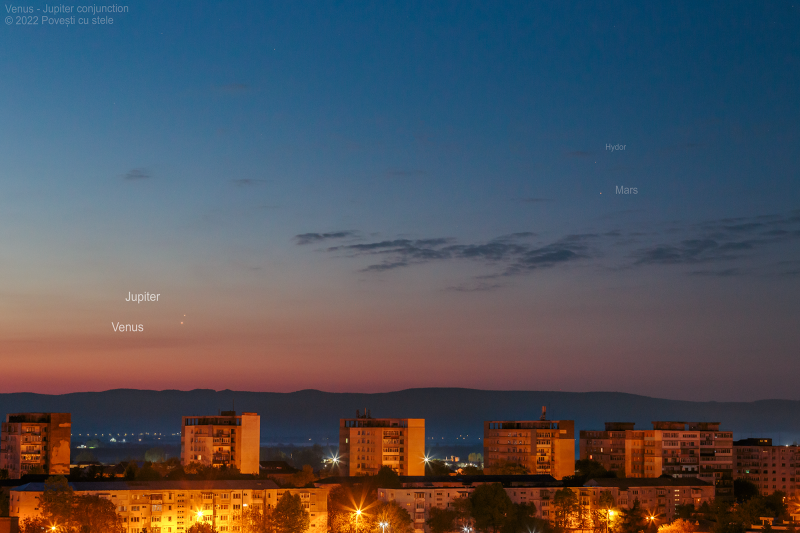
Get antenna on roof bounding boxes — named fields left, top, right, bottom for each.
left=540, top=406, right=547, bottom=421
left=356, top=409, right=360, bottom=418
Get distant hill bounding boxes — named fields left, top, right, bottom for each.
left=2, top=388, right=800, bottom=447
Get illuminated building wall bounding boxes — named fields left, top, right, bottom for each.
left=181, top=412, right=260, bottom=475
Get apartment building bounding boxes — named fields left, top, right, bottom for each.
left=580, top=421, right=733, bottom=496
left=339, top=411, right=425, bottom=476
left=181, top=411, right=260, bottom=475
left=10, top=480, right=329, bottom=533
left=375, top=477, right=713, bottom=533
left=483, top=408, right=575, bottom=479
left=0, top=413, right=71, bottom=479
left=733, top=438, right=800, bottom=496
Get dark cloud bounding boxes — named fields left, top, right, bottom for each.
left=123, top=168, right=150, bottom=180
left=295, top=210, right=800, bottom=284
left=294, top=231, right=358, bottom=245
left=632, top=211, right=800, bottom=266
left=690, top=268, right=742, bottom=277
left=308, top=232, right=591, bottom=276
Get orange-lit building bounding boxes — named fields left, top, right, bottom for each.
left=483, top=408, right=575, bottom=479
left=181, top=411, right=260, bottom=475
left=579, top=421, right=733, bottom=497
left=733, top=438, right=800, bottom=496
left=10, top=480, right=330, bottom=532
left=0, top=412, right=71, bottom=479
left=339, top=411, right=425, bottom=476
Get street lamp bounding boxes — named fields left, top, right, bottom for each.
left=606, top=509, right=615, bottom=533
left=379, top=521, right=389, bottom=533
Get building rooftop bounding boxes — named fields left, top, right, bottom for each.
left=316, top=474, right=560, bottom=488
left=584, top=477, right=712, bottom=489
left=734, top=438, right=774, bottom=446
left=11, top=480, right=280, bottom=492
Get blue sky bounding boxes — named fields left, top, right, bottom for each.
left=1, top=1, right=799, bottom=399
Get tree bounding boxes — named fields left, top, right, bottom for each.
left=71, top=494, right=125, bottom=533
left=39, top=476, right=74, bottom=529
left=288, top=465, right=317, bottom=487
left=375, top=466, right=402, bottom=488
left=73, top=450, right=98, bottom=463
left=470, top=483, right=514, bottom=533
left=374, top=500, right=414, bottom=533
left=617, top=499, right=646, bottom=533
left=273, top=492, right=310, bottom=533
left=427, top=459, right=455, bottom=476
left=658, top=519, right=698, bottom=533
left=136, top=462, right=162, bottom=481
left=674, top=504, right=695, bottom=520
left=733, top=479, right=760, bottom=503
left=123, top=462, right=138, bottom=480
left=565, top=460, right=613, bottom=485
left=145, top=447, right=166, bottom=462
left=591, top=492, right=615, bottom=533
left=502, top=502, right=542, bottom=533
left=427, top=507, right=460, bottom=533
left=20, top=517, right=50, bottom=533
left=20, top=478, right=123, bottom=533
left=460, top=466, right=484, bottom=475
left=188, top=524, right=218, bottom=533
left=488, top=460, right=529, bottom=476
left=328, top=485, right=376, bottom=533
left=242, top=506, right=273, bottom=533
left=468, top=453, right=484, bottom=464
left=552, top=488, right=579, bottom=529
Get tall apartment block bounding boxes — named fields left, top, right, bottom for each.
left=0, top=413, right=71, bottom=479
left=339, top=411, right=425, bottom=476
left=483, top=408, right=575, bottom=479
left=579, top=421, right=733, bottom=497
left=181, top=411, right=260, bottom=475
left=733, top=438, right=800, bottom=496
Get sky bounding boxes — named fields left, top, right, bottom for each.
left=1, top=1, right=799, bottom=401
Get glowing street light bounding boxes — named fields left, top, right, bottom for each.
left=605, top=509, right=615, bottom=533
left=379, top=521, right=389, bottom=533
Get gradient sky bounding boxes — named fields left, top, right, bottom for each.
left=2, top=1, right=799, bottom=400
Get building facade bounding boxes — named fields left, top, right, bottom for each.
left=483, top=411, right=575, bottom=479
left=0, top=413, right=71, bottom=479
left=10, top=480, right=329, bottom=533
left=733, top=438, right=800, bottom=496
left=579, top=421, right=733, bottom=496
left=339, top=412, right=425, bottom=476
left=374, top=477, right=714, bottom=533
left=181, top=412, right=260, bottom=475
